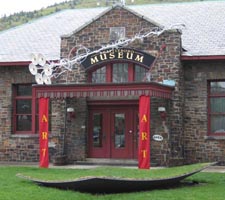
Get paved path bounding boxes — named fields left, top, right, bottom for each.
left=202, top=166, right=225, bottom=173
left=51, top=164, right=225, bottom=173
left=1, top=162, right=225, bottom=173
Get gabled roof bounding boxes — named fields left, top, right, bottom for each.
left=61, top=5, right=163, bottom=38
left=132, top=1, right=225, bottom=57
left=0, top=1, right=224, bottom=63
left=0, top=7, right=107, bottom=63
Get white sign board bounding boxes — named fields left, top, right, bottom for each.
left=153, top=135, right=163, bottom=141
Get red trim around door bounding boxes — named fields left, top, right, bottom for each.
left=88, top=104, right=138, bottom=159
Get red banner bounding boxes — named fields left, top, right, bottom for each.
left=39, top=98, right=49, bottom=168
left=138, top=95, right=150, bottom=169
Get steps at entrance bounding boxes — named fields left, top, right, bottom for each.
left=75, top=158, right=138, bottom=166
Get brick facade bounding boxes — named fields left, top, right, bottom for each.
left=0, top=66, right=39, bottom=162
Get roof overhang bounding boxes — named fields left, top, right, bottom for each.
left=33, top=82, right=174, bottom=99
left=181, top=55, right=225, bottom=61
left=0, top=61, right=30, bottom=66
left=0, top=59, right=59, bottom=67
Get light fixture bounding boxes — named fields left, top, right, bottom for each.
left=43, top=64, right=53, bottom=76
left=66, top=107, right=75, bottom=121
left=158, top=107, right=166, bottom=112
left=29, top=63, right=38, bottom=75
left=67, top=107, right=74, bottom=113
left=31, top=53, right=38, bottom=65
left=158, top=107, right=166, bottom=121
left=37, top=53, right=46, bottom=66
left=35, top=73, right=44, bottom=84
left=43, top=74, right=52, bottom=85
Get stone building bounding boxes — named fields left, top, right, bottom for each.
left=0, top=1, right=224, bottom=166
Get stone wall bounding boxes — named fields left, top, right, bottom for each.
left=150, top=97, right=171, bottom=166
left=183, top=60, right=225, bottom=164
left=64, top=98, right=88, bottom=162
left=0, top=66, right=39, bottom=162
left=59, top=6, right=183, bottom=166
left=0, top=6, right=184, bottom=166
left=42, top=97, right=88, bottom=164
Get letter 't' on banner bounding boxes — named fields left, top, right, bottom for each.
left=39, top=98, right=49, bottom=168
left=138, top=95, right=150, bottom=169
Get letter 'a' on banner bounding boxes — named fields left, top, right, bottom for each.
left=39, top=98, right=49, bottom=168
left=138, top=95, right=150, bottom=169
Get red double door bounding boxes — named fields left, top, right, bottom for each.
left=88, top=105, right=139, bottom=159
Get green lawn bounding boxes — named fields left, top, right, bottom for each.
left=0, top=163, right=224, bottom=200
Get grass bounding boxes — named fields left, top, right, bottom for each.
left=17, top=163, right=209, bottom=181
left=0, top=163, right=225, bottom=200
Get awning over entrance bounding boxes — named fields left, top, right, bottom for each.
left=33, top=82, right=174, bottom=99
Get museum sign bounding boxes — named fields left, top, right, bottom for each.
left=82, top=48, right=155, bottom=68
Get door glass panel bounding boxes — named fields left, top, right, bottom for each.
left=93, top=113, right=103, bottom=147
left=114, top=113, right=125, bottom=148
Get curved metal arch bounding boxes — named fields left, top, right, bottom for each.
left=82, top=47, right=155, bottom=71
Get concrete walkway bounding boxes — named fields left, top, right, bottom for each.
left=51, top=164, right=225, bottom=173
left=1, top=162, right=225, bottom=173
left=202, top=165, right=225, bottom=173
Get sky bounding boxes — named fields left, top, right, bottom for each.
left=0, top=0, right=67, bottom=17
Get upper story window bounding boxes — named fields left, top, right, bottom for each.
left=208, top=81, right=225, bottom=135
left=112, top=63, right=128, bottom=83
left=92, top=66, right=106, bottom=83
left=110, top=27, right=125, bottom=41
left=88, top=62, right=148, bottom=83
left=135, top=65, right=149, bottom=82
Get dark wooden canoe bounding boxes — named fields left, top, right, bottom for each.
left=17, top=164, right=213, bottom=193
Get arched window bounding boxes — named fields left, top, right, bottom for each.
left=88, top=62, right=148, bottom=83
left=92, top=66, right=106, bottom=83
left=112, top=63, right=129, bottom=83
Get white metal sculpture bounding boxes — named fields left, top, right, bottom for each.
left=29, top=24, right=185, bottom=85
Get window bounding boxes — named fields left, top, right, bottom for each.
left=92, top=113, right=103, bottom=147
left=13, top=84, right=32, bottom=133
left=208, top=81, right=225, bottom=135
left=114, top=113, right=125, bottom=148
left=135, top=65, right=148, bottom=82
left=112, top=63, right=128, bottom=83
left=92, top=66, right=106, bottom=83
left=13, top=84, right=52, bottom=134
left=89, top=63, right=148, bottom=83
left=109, top=27, right=125, bottom=41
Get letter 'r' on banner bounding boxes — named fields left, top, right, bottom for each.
left=39, top=98, right=49, bottom=168
left=138, top=95, right=150, bottom=169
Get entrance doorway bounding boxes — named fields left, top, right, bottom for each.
left=88, top=104, right=138, bottom=159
